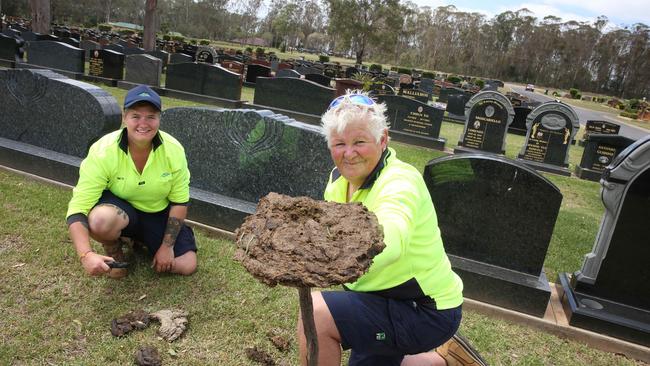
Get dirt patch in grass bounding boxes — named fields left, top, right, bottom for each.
left=245, top=346, right=276, bottom=365
left=0, top=234, right=25, bottom=254
left=234, top=192, right=384, bottom=288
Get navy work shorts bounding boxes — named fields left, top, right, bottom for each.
left=322, top=290, right=462, bottom=366
left=96, top=190, right=197, bottom=257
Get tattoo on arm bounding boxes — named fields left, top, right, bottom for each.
left=163, top=217, right=183, bottom=248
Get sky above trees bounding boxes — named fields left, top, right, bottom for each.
left=408, top=0, right=650, bottom=28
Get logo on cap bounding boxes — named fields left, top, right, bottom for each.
left=139, top=92, right=151, bottom=97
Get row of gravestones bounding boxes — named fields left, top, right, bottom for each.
left=0, top=68, right=647, bottom=347
left=0, top=37, right=636, bottom=182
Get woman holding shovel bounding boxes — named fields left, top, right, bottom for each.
left=297, top=91, right=487, bottom=366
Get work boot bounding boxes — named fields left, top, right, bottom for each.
left=103, top=240, right=128, bottom=279
left=436, top=334, right=489, bottom=366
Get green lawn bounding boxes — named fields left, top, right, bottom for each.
left=0, top=85, right=641, bottom=365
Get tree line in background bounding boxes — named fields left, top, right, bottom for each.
left=3, top=0, right=649, bottom=99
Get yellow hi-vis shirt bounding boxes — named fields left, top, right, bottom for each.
left=324, top=147, right=463, bottom=310
left=66, top=129, right=190, bottom=224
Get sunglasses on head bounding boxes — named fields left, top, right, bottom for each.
left=328, top=94, right=376, bottom=110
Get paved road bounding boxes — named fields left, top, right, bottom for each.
left=508, top=84, right=649, bottom=141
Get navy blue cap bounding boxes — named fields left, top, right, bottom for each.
left=124, top=85, right=161, bottom=111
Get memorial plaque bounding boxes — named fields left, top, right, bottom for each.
left=517, top=101, right=579, bottom=175
left=575, top=134, right=635, bottom=181
left=456, top=91, right=514, bottom=155
left=560, top=135, right=650, bottom=345
left=398, top=88, right=430, bottom=103
left=424, top=154, right=562, bottom=316
left=377, top=95, right=445, bottom=150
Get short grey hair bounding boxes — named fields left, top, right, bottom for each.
left=321, top=90, right=389, bottom=146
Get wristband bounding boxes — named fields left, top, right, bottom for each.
left=79, top=250, right=94, bottom=261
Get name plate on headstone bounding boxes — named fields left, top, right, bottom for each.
left=88, top=50, right=104, bottom=76
left=377, top=95, right=445, bottom=150
left=398, top=88, right=429, bottom=103
left=575, top=134, right=635, bottom=181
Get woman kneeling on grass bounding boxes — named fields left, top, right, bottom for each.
left=66, top=85, right=197, bottom=279
left=297, top=91, right=488, bottom=366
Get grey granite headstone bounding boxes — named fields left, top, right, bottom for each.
left=455, top=91, right=514, bottom=155
left=160, top=108, right=332, bottom=230
left=166, top=62, right=242, bottom=100
left=517, top=101, right=580, bottom=176
left=559, top=135, right=650, bottom=346
left=0, top=69, right=121, bottom=183
left=122, top=47, right=146, bottom=55
left=254, top=77, right=336, bottom=116
left=60, top=37, right=80, bottom=48
left=125, top=54, right=162, bottom=86
left=424, top=154, right=562, bottom=316
left=25, top=41, right=85, bottom=74
left=20, top=31, right=38, bottom=42
left=276, top=69, right=301, bottom=78
left=146, top=50, right=169, bottom=69
left=169, top=52, right=192, bottom=64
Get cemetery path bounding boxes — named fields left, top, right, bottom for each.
left=509, top=85, right=649, bottom=141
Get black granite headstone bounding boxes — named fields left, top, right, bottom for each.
left=276, top=69, right=301, bottom=78
left=304, top=73, right=332, bottom=87
left=559, top=135, right=650, bottom=346
left=574, top=134, right=635, bottom=181
left=508, top=106, right=533, bottom=136
left=368, top=83, right=396, bottom=96
left=80, top=39, right=101, bottom=61
left=195, top=46, right=217, bottom=64
left=437, top=87, right=463, bottom=103
left=445, top=93, right=469, bottom=118
left=103, top=43, right=125, bottom=54
left=88, top=49, right=125, bottom=79
left=455, top=91, right=514, bottom=155
left=125, top=54, right=162, bottom=86
left=0, top=69, right=121, bottom=183
left=398, top=88, right=430, bottom=103
left=160, top=108, right=332, bottom=231
left=424, top=154, right=562, bottom=316
left=169, top=53, right=192, bottom=64
left=245, top=64, right=272, bottom=83
left=253, top=77, right=335, bottom=116
left=578, top=120, right=621, bottom=146
left=25, top=41, right=85, bottom=74
left=517, top=101, right=580, bottom=176
left=60, top=37, right=79, bottom=48
left=166, top=62, right=242, bottom=100
left=418, top=77, right=435, bottom=94
left=376, top=95, right=445, bottom=150
left=0, top=33, right=22, bottom=62
left=20, top=31, right=38, bottom=42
